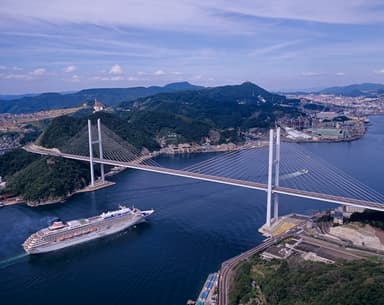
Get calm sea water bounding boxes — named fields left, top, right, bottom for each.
left=0, top=116, right=383, bottom=305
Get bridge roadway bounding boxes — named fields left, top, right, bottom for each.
left=24, top=145, right=384, bottom=212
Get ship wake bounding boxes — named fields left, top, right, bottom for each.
left=0, top=253, right=28, bottom=269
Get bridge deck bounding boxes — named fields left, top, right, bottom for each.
left=24, top=145, right=384, bottom=212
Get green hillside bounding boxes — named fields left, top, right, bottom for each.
left=230, top=256, right=384, bottom=305
left=122, top=82, right=301, bottom=130
left=0, top=149, right=40, bottom=179
left=5, top=156, right=91, bottom=203
left=39, top=112, right=160, bottom=151
left=40, top=82, right=302, bottom=150
left=0, top=148, right=96, bottom=203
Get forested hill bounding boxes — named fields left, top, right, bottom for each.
left=0, top=82, right=202, bottom=114
left=121, top=82, right=301, bottom=129
left=39, top=82, right=302, bottom=151
left=39, top=112, right=160, bottom=151
left=38, top=82, right=302, bottom=152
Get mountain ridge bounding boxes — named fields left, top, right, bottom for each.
left=0, top=82, right=203, bottom=114
left=122, top=81, right=300, bottom=130
left=317, top=83, right=384, bottom=96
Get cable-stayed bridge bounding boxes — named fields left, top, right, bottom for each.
left=24, top=119, right=384, bottom=228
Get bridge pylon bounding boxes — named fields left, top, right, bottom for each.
left=87, top=119, right=105, bottom=186
left=274, top=127, right=281, bottom=223
left=265, top=127, right=281, bottom=228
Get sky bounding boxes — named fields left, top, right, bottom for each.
left=1, top=0, right=384, bottom=94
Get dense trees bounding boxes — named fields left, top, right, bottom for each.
left=229, top=256, right=384, bottom=305
left=350, top=210, right=384, bottom=230
left=1, top=153, right=91, bottom=203
left=122, top=82, right=302, bottom=131
left=0, top=149, right=40, bottom=178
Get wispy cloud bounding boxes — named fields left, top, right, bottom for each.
left=30, top=68, right=46, bottom=76
left=301, top=72, right=323, bottom=77
left=70, top=74, right=80, bottom=82
left=302, top=72, right=347, bottom=77
left=3, top=73, right=32, bottom=80
left=374, top=69, right=384, bottom=74
left=154, top=70, right=165, bottom=76
left=1, top=0, right=383, bottom=30
left=211, top=0, right=384, bottom=25
left=64, top=65, right=76, bottom=73
left=0, top=67, right=49, bottom=81
left=109, top=64, right=123, bottom=75
left=248, top=40, right=303, bottom=57
left=0, top=65, right=23, bottom=71
left=110, top=76, right=124, bottom=81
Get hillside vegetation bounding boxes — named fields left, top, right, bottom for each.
left=40, top=83, right=302, bottom=151
left=229, top=256, right=384, bottom=305
left=122, top=82, right=301, bottom=130
left=0, top=149, right=40, bottom=179
left=39, top=112, right=160, bottom=151
left=0, top=150, right=93, bottom=203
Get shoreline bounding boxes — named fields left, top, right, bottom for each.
left=2, top=180, right=116, bottom=208
left=152, top=132, right=365, bottom=158
left=26, top=180, right=116, bottom=207
left=283, top=134, right=364, bottom=144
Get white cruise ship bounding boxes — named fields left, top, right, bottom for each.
left=23, top=206, right=154, bottom=254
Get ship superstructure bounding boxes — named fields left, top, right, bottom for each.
left=23, top=206, right=154, bottom=254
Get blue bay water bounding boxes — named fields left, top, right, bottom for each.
left=0, top=116, right=383, bottom=305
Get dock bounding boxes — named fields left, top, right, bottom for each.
left=188, top=273, right=218, bottom=305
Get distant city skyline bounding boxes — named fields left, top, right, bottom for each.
left=1, top=0, right=384, bottom=94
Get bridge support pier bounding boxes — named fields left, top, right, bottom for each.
left=266, top=129, right=274, bottom=227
